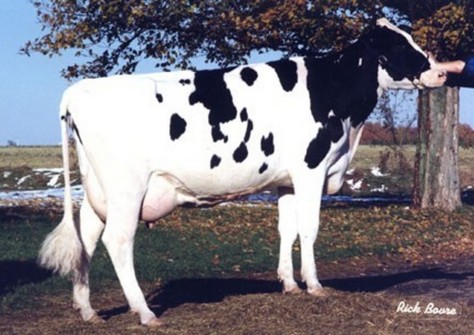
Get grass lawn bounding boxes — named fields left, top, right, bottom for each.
left=0, top=204, right=473, bottom=334
left=0, top=146, right=63, bottom=169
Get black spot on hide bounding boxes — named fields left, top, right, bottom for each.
left=240, top=108, right=248, bottom=122
left=244, top=119, right=253, bottom=143
left=267, top=59, right=298, bottom=92
left=210, top=154, right=221, bottom=169
left=233, top=142, right=248, bottom=163
left=304, top=129, right=331, bottom=169
left=261, top=133, right=274, bottom=157
left=169, top=113, right=187, bottom=141
left=327, top=116, right=344, bottom=143
left=259, top=163, right=268, bottom=174
left=189, top=68, right=237, bottom=142
left=179, top=79, right=191, bottom=85
left=303, top=46, right=378, bottom=128
left=240, top=67, right=258, bottom=86
left=156, top=93, right=163, bottom=103
left=212, top=126, right=228, bottom=143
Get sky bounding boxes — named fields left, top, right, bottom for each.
left=1, top=2, right=473, bottom=146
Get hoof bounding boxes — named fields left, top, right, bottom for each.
left=77, top=307, right=104, bottom=324
left=308, top=287, right=328, bottom=297
left=87, top=314, right=105, bottom=324
left=143, top=317, right=164, bottom=327
left=283, top=284, right=303, bottom=295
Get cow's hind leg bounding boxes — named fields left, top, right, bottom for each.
left=72, top=193, right=105, bottom=323
left=277, top=187, right=302, bottom=294
left=101, top=194, right=161, bottom=327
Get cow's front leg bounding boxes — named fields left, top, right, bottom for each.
left=277, top=187, right=302, bottom=294
left=101, top=197, right=161, bottom=327
left=293, top=173, right=327, bottom=297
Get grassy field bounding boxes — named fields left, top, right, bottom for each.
left=0, top=146, right=64, bottom=169
left=2, top=144, right=473, bottom=171
left=0, top=204, right=473, bottom=334
left=351, top=144, right=474, bottom=176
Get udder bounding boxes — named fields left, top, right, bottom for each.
left=140, top=174, right=181, bottom=222
left=324, top=172, right=345, bottom=195
left=325, top=152, right=351, bottom=195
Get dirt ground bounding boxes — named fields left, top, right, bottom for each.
left=0, top=252, right=472, bottom=335
left=0, top=198, right=473, bottom=334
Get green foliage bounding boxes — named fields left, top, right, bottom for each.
left=23, top=0, right=381, bottom=79
left=22, top=1, right=474, bottom=78
left=414, top=3, right=474, bottom=60
left=384, top=0, right=474, bottom=60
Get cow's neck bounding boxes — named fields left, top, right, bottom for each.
left=304, top=40, right=379, bottom=129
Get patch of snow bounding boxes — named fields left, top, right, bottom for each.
left=33, top=168, right=64, bottom=174
left=3, top=171, right=12, bottom=178
left=47, top=174, right=61, bottom=187
left=17, top=175, right=31, bottom=185
left=370, top=166, right=388, bottom=177
left=0, top=185, right=84, bottom=203
left=33, top=168, right=64, bottom=173
left=346, top=168, right=355, bottom=176
left=370, top=184, right=388, bottom=193
left=34, top=168, right=64, bottom=187
left=346, top=178, right=362, bottom=191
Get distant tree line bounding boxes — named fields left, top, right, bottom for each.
left=6, top=140, right=18, bottom=147
left=361, top=122, right=474, bottom=147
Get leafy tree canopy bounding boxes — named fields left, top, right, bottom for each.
left=385, top=0, right=474, bottom=60
left=22, top=0, right=473, bottom=79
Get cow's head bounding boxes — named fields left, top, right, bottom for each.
left=368, top=18, right=446, bottom=90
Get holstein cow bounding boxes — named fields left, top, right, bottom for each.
left=39, top=18, right=446, bottom=326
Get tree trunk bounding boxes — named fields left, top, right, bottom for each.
left=413, top=86, right=461, bottom=211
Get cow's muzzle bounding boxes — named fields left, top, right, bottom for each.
left=417, top=69, right=447, bottom=88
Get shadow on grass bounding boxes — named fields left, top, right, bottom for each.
left=98, top=278, right=282, bottom=319
left=150, top=278, right=282, bottom=313
left=98, top=263, right=472, bottom=319
left=0, top=260, right=51, bottom=295
left=323, top=266, right=473, bottom=294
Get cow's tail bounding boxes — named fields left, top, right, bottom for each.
left=38, top=88, right=83, bottom=277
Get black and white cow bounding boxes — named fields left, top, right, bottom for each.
left=39, top=19, right=446, bottom=326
